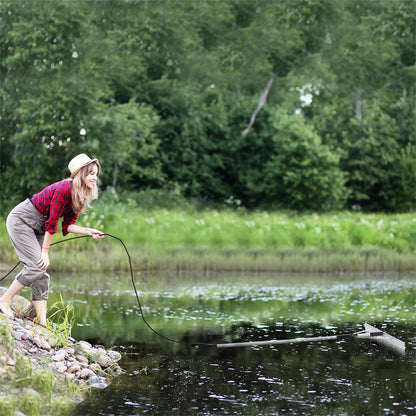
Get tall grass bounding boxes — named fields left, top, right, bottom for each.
left=0, top=194, right=415, bottom=273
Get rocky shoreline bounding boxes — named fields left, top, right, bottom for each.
left=5, top=315, right=123, bottom=389
left=0, top=287, right=123, bottom=392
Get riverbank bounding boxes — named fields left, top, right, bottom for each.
left=1, top=209, right=415, bottom=274
left=0, top=292, right=123, bottom=416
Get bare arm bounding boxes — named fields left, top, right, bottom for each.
left=38, top=226, right=104, bottom=270
left=67, top=224, right=105, bottom=239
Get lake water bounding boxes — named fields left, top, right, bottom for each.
left=46, top=272, right=415, bottom=415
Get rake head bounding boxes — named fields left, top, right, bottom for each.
left=364, top=323, right=406, bottom=355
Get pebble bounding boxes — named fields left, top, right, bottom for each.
left=89, top=362, right=101, bottom=372
left=79, top=368, right=95, bottom=379
left=52, top=349, right=67, bottom=362
left=7, top=355, right=16, bottom=366
left=11, top=330, right=23, bottom=341
left=32, top=336, right=52, bottom=351
left=76, top=354, right=89, bottom=364
left=89, top=376, right=109, bottom=389
left=55, top=362, right=67, bottom=373
left=67, top=362, right=81, bottom=373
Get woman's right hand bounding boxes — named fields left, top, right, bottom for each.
left=38, top=249, right=50, bottom=270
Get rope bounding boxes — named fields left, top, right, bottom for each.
left=1, top=233, right=182, bottom=344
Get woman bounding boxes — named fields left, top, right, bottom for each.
left=0, top=154, right=104, bottom=325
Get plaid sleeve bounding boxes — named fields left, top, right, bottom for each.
left=62, top=211, right=78, bottom=236
left=43, top=181, right=72, bottom=234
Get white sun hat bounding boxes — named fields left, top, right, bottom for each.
left=68, top=153, right=100, bottom=178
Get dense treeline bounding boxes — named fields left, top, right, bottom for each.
left=0, top=0, right=415, bottom=214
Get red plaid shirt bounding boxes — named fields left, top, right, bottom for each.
left=31, top=180, right=78, bottom=236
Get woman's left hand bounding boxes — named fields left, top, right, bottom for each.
left=87, top=228, right=105, bottom=239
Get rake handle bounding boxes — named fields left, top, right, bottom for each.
left=194, top=331, right=383, bottom=349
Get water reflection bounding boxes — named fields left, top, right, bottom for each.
left=74, top=324, right=415, bottom=416
left=45, top=272, right=416, bottom=416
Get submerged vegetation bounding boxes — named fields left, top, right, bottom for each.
left=1, top=194, right=414, bottom=274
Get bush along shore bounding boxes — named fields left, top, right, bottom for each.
left=0, top=290, right=123, bottom=416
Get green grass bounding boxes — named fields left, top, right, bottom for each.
left=1, top=197, right=415, bottom=273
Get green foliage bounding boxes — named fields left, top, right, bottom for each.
left=237, top=110, right=347, bottom=210
left=0, top=0, right=414, bottom=213
left=91, top=100, right=163, bottom=189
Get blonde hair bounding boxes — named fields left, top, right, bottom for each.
left=71, top=162, right=100, bottom=213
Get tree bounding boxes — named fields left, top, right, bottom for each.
left=1, top=1, right=94, bottom=210
left=235, top=109, right=347, bottom=210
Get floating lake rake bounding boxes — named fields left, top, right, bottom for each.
left=193, top=323, right=406, bottom=355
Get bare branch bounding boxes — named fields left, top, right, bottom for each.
left=242, top=73, right=276, bottom=136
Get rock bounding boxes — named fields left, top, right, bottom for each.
left=15, top=410, right=29, bottom=416
left=66, top=362, right=81, bottom=373
left=22, top=387, right=41, bottom=398
left=76, top=354, right=89, bottom=364
left=97, top=353, right=112, bottom=368
left=77, top=341, right=93, bottom=354
left=55, top=362, right=67, bottom=373
left=1, top=312, right=124, bottom=391
left=0, top=287, right=36, bottom=319
left=89, top=363, right=102, bottom=372
left=64, top=346, right=75, bottom=355
left=6, top=355, right=16, bottom=366
left=48, top=336, right=58, bottom=348
left=89, top=376, right=108, bottom=389
left=52, top=350, right=67, bottom=362
left=107, top=350, right=122, bottom=362
left=11, top=330, right=23, bottom=341
left=31, top=336, right=41, bottom=347
left=79, top=368, right=95, bottom=379
left=13, top=318, right=24, bottom=326
left=32, top=337, right=51, bottom=351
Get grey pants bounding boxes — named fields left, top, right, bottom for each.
left=6, top=198, right=50, bottom=301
